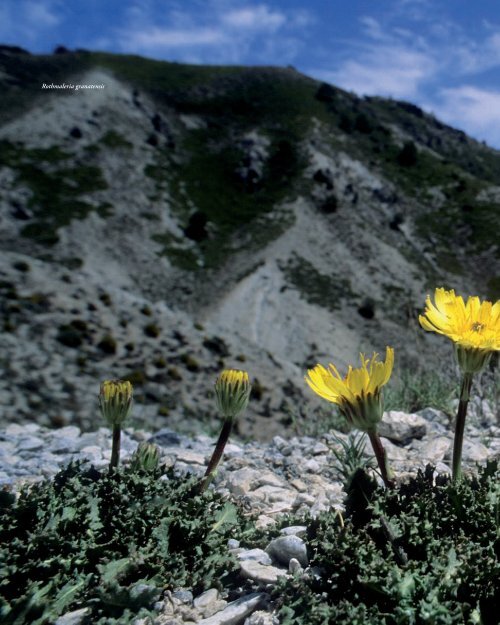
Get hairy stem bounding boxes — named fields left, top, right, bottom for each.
left=110, top=424, right=121, bottom=470
left=367, top=430, right=395, bottom=489
left=197, top=419, right=233, bottom=494
left=452, top=372, right=474, bottom=482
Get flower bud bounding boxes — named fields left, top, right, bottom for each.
left=214, top=369, right=251, bottom=419
left=99, top=380, right=133, bottom=427
left=131, top=441, right=160, bottom=472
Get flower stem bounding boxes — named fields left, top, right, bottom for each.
left=110, top=424, right=121, bottom=470
left=367, top=430, right=395, bottom=489
left=197, top=418, right=233, bottom=494
left=452, top=372, right=473, bottom=482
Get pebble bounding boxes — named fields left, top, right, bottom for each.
left=54, top=608, right=91, bottom=625
left=198, top=593, right=265, bottom=625
left=240, top=560, right=287, bottom=584
left=265, top=535, right=308, bottom=567
left=1, top=410, right=499, bottom=625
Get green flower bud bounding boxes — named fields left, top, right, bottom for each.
left=214, top=369, right=251, bottom=419
left=131, top=441, right=160, bottom=472
left=99, top=380, right=133, bottom=427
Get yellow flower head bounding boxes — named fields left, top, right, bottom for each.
left=215, top=369, right=251, bottom=419
left=99, top=379, right=133, bottom=427
left=419, top=288, right=500, bottom=373
left=305, top=347, right=394, bottom=432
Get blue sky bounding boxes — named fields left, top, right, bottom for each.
left=2, top=0, right=500, bottom=148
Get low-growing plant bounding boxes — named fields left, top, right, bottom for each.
left=0, top=461, right=251, bottom=625
left=274, top=462, right=500, bottom=624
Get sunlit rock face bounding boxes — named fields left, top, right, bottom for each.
left=0, top=50, right=498, bottom=440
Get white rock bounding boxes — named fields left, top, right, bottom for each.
left=194, top=588, right=220, bottom=609
left=198, top=593, right=265, bottom=625
left=54, top=608, right=91, bottom=625
left=266, top=535, right=308, bottom=567
left=237, top=548, right=273, bottom=565
left=240, top=560, right=288, bottom=584
left=225, top=468, right=261, bottom=496
left=279, top=525, right=307, bottom=536
left=244, top=610, right=278, bottom=625
left=379, top=411, right=427, bottom=444
left=418, top=437, right=451, bottom=463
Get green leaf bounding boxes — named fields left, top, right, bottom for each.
left=98, top=558, right=131, bottom=585
left=210, top=502, right=238, bottom=533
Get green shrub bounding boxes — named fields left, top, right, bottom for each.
left=273, top=462, right=500, bottom=624
left=0, top=461, right=251, bottom=625
left=97, top=334, right=117, bottom=355
left=144, top=323, right=160, bottom=338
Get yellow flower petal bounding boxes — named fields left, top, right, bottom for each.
left=419, top=288, right=500, bottom=369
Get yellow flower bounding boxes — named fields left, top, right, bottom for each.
left=419, top=288, right=500, bottom=373
left=215, top=369, right=251, bottom=419
left=305, top=347, right=394, bottom=432
left=99, top=379, right=133, bottom=426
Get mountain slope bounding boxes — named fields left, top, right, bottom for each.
left=0, top=49, right=498, bottom=439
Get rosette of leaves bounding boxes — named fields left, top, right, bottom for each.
left=274, top=462, right=500, bottom=625
left=0, top=461, right=253, bottom=625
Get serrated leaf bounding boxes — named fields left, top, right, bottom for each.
left=210, top=502, right=238, bottom=533
left=98, top=557, right=131, bottom=585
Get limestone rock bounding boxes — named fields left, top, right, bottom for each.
left=379, top=411, right=428, bottom=444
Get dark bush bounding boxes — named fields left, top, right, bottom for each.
left=56, top=324, right=83, bottom=348
left=274, top=463, right=500, bottom=624
left=0, top=462, right=251, bottom=624
left=397, top=141, right=418, bottom=167
left=97, top=334, right=117, bottom=355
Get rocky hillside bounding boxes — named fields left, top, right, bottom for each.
left=0, top=47, right=498, bottom=440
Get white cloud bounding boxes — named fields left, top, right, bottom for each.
left=433, top=85, right=500, bottom=145
left=221, top=6, right=286, bottom=31
left=126, top=27, right=226, bottom=49
left=116, top=2, right=311, bottom=64
left=313, top=40, right=434, bottom=99
left=0, top=0, right=61, bottom=42
left=23, top=1, right=60, bottom=27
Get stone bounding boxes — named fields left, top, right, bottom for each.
left=198, top=593, right=265, bottom=625
left=175, top=450, right=206, bottom=465
left=194, top=588, right=220, bottom=610
left=54, top=608, right=91, bottom=625
left=225, top=468, right=261, bottom=496
left=240, top=560, right=288, bottom=584
left=266, top=535, right=308, bottom=567
left=172, top=589, right=193, bottom=604
left=461, top=439, right=489, bottom=463
left=256, top=471, right=286, bottom=488
left=149, top=429, right=184, bottom=446
left=303, top=458, right=321, bottom=472
left=17, top=436, right=44, bottom=451
left=417, top=408, right=450, bottom=429
left=310, top=442, right=329, bottom=455
left=227, top=539, right=240, bottom=549
left=244, top=611, right=278, bottom=625
left=51, top=426, right=81, bottom=439
left=379, top=411, right=427, bottom=444
left=237, top=548, right=273, bottom=565
left=417, top=437, right=451, bottom=464
left=289, top=558, right=303, bottom=575
left=279, top=525, right=307, bottom=537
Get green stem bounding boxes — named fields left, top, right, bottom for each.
left=452, top=372, right=474, bottom=482
left=368, top=430, right=395, bottom=489
left=110, top=424, right=121, bottom=470
left=197, top=418, right=233, bottom=494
